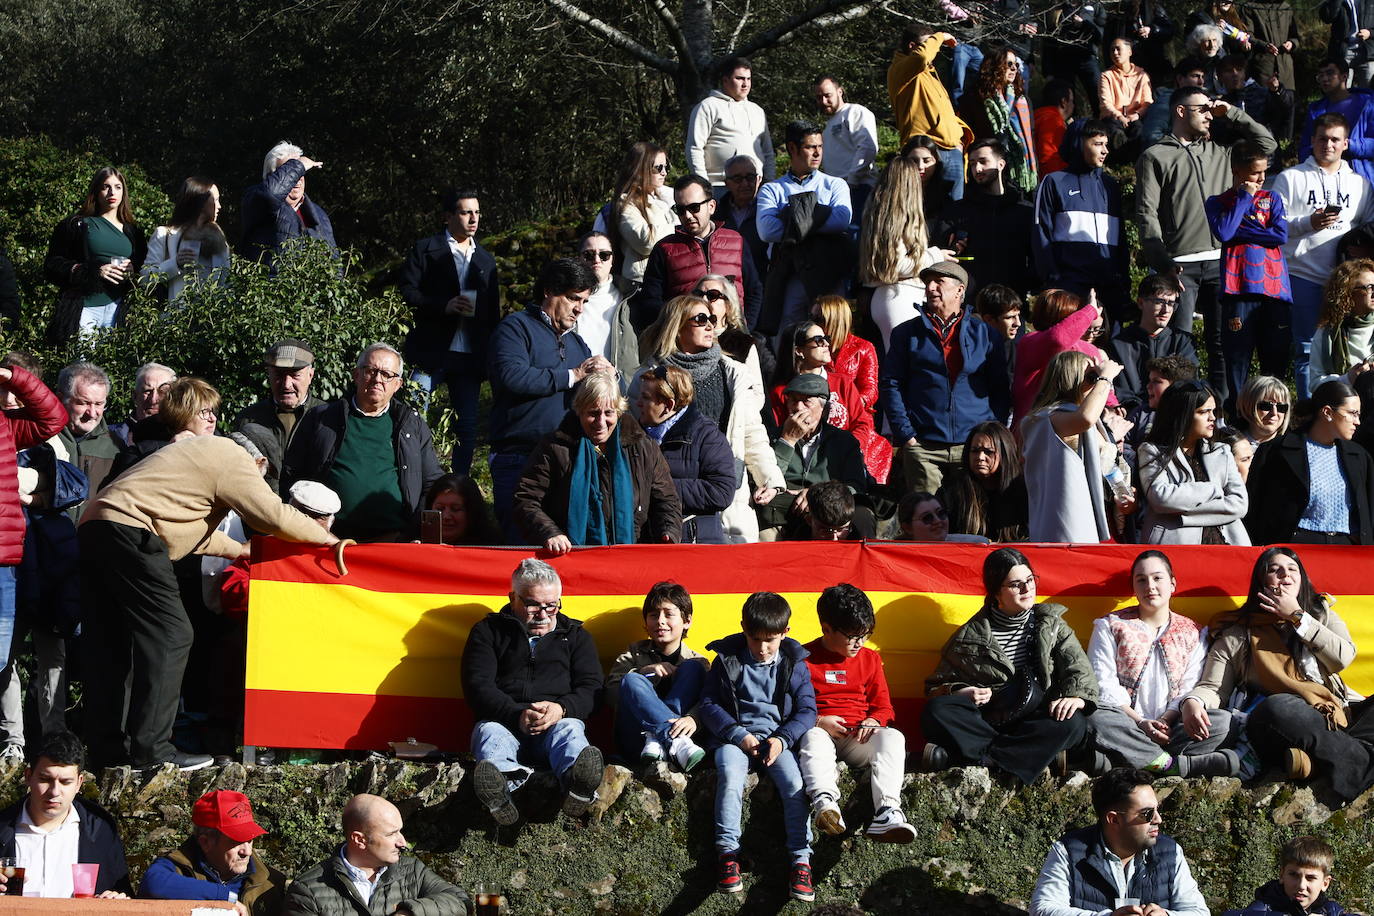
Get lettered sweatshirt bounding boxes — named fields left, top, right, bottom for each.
left=1270, top=157, right=1374, bottom=285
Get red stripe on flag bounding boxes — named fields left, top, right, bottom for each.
left=243, top=689, right=473, bottom=751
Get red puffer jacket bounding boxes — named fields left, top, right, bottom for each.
left=0, top=367, right=68, bottom=565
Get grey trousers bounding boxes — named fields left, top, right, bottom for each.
left=1090, top=704, right=1233, bottom=767
left=0, top=630, right=67, bottom=748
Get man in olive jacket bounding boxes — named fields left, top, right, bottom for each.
left=282, top=794, right=466, bottom=916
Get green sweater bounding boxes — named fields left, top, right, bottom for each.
left=327, top=407, right=406, bottom=538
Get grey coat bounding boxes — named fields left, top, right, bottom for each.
left=1137, top=441, right=1250, bottom=545
left=282, top=852, right=467, bottom=916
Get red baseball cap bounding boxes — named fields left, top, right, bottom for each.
left=192, top=791, right=267, bottom=843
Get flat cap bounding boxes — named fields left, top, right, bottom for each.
left=288, top=480, right=341, bottom=517
left=783, top=373, right=830, bottom=399
left=265, top=338, right=314, bottom=369
left=918, top=260, right=969, bottom=285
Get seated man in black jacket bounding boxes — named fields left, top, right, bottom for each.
left=0, top=731, right=131, bottom=898
left=461, top=559, right=605, bottom=826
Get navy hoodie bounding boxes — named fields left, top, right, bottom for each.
left=1032, top=120, right=1128, bottom=297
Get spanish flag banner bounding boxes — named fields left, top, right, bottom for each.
left=244, top=541, right=1374, bottom=751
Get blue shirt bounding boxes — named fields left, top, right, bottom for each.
left=734, top=653, right=783, bottom=739
left=140, top=851, right=256, bottom=903
left=1299, top=439, right=1352, bottom=533
left=755, top=169, right=852, bottom=243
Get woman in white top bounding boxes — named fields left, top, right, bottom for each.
left=1136, top=380, right=1249, bottom=545
left=1309, top=258, right=1374, bottom=391
left=858, top=157, right=942, bottom=352
left=1087, top=550, right=1239, bottom=777
left=576, top=231, right=638, bottom=376
left=612, top=142, right=676, bottom=282
left=140, top=177, right=229, bottom=303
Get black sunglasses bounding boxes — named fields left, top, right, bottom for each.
left=1257, top=400, right=1290, bottom=414
left=672, top=199, right=711, bottom=216
left=919, top=508, right=949, bottom=525
left=804, top=334, right=831, bottom=347
left=693, top=288, right=728, bottom=302
left=580, top=250, right=613, bottom=263
left=685, top=312, right=717, bottom=327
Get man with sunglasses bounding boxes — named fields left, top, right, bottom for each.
left=463, top=558, right=605, bottom=826
left=716, top=155, right=770, bottom=283
left=1135, top=85, right=1275, bottom=406
left=638, top=175, right=763, bottom=330
left=1030, top=768, right=1209, bottom=916
left=686, top=56, right=776, bottom=189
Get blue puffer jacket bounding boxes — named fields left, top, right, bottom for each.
left=651, top=405, right=736, bottom=544
left=17, top=444, right=87, bottom=638
left=1032, top=119, right=1128, bottom=298
left=239, top=158, right=337, bottom=264
left=487, top=305, right=593, bottom=454
left=698, top=632, right=816, bottom=750
left=1223, top=880, right=1355, bottom=916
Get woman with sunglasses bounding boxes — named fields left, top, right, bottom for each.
left=1137, top=380, right=1250, bottom=545
left=769, top=320, right=889, bottom=484
left=577, top=231, right=639, bottom=376
left=938, top=420, right=1029, bottom=542
left=811, top=294, right=879, bottom=413
left=692, top=274, right=770, bottom=391
left=1182, top=548, right=1374, bottom=798
left=893, top=491, right=989, bottom=542
left=1235, top=375, right=1290, bottom=446
left=1309, top=259, right=1374, bottom=392
left=1246, top=378, right=1374, bottom=545
left=960, top=46, right=1037, bottom=193
left=611, top=141, right=675, bottom=282
left=922, top=548, right=1097, bottom=785
left=635, top=294, right=785, bottom=542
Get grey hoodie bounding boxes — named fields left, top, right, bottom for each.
left=1133, top=107, right=1276, bottom=273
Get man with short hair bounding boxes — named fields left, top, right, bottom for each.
left=108, top=362, right=176, bottom=447
left=1140, top=58, right=1208, bottom=147
left=233, top=340, right=324, bottom=496
left=880, top=261, right=1010, bottom=495
left=1033, top=121, right=1129, bottom=316
left=1215, top=53, right=1294, bottom=143
left=487, top=258, right=613, bottom=541
left=1029, top=767, right=1210, bottom=916
left=686, top=57, right=777, bottom=188
left=141, top=790, right=284, bottom=915
left=888, top=26, right=973, bottom=200
left=639, top=174, right=763, bottom=330
left=715, top=155, right=770, bottom=283
left=1107, top=276, right=1199, bottom=410
left=756, top=121, right=853, bottom=337
left=933, top=138, right=1035, bottom=297
left=283, top=343, right=442, bottom=542
left=1135, top=86, right=1276, bottom=403
left=1299, top=58, right=1374, bottom=185
left=463, top=559, right=605, bottom=826
left=814, top=76, right=879, bottom=225
left=240, top=141, right=336, bottom=264
left=397, top=188, right=500, bottom=476
left=1272, top=112, right=1374, bottom=396
left=283, top=793, right=467, bottom=914
left=0, top=731, right=131, bottom=899
left=55, top=361, right=123, bottom=499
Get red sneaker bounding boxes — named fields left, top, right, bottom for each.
left=789, top=862, right=816, bottom=902
left=716, top=853, right=743, bottom=894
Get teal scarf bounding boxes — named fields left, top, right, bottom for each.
left=566, top=425, right=636, bottom=546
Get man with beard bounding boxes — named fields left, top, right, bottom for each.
left=932, top=138, right=1035, bottom=299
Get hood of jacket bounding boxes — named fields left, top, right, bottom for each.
left=1059, top=119, right=1102, bottom=174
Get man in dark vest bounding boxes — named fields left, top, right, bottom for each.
left=139, top=790, right=285, bottom=915
left=1029, top=768, right=1209, bottom=916
left=637, top=174, right=763, bottom=331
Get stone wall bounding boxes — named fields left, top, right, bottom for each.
left=15, top=759, right=1373, bottom=914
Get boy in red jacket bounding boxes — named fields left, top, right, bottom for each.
left=797, top=583, right=915, bottom=843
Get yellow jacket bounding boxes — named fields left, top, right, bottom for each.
left=886, top=35, right=973, bottom=150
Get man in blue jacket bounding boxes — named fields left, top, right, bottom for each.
left=240, top=142, right=336, bottom=265
left=1033, top=120, right=1131, bottom=322
left=880, top=260, right=1010, bottom=495
left=487, top=258, right=614, bottom=542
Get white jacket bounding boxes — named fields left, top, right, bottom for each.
left=1271, top=158, right=1374, bottom=285
left=685, top=90, right=777, bottom=187
left=617, top=188, right=676, bottom=281
left=822, top=103, right=879, bottom=186
left=139, top=225, right=230, bottom=302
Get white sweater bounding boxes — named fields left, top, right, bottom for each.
left=1271, top=158, right=1374, bottom=285
left=822, top=103, right=879, bottom=186
left=685, top=90, right=777, bottom=186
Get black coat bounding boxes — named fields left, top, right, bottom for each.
left=396, top=232, right=501, bottom=375
left=715, top=204, right=769, bottom=317
left=460, top=608, right=603, bottom=733
left=1320, top=0, right=1374, bottom=62
left=0, top=797, right=132, bottom=896
left=1246, top=432, right=1374, bottom=544
left=239, top=158, right=336, bottom=264
left=932, top=186, right=1036, bottom=297
left=655, top=405, right=737, bottom=544
left=1105, top=325, right=1198, bottom=410
left=42, top=215, right=147, bottom=345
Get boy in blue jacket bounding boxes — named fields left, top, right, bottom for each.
left=1223, top=836, right=1356, bottom=916
left=1204, top=139, right=1292, bottom=414
left=698, top=592, right=817, bottom=902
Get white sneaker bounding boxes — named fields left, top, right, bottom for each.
left=639, top=737, right=665, bottom=764
left=866, top=806, right=917, bottom=844
left=669, top=735, right=705, bottom=772
left=812, top=796, right=846, bottom=836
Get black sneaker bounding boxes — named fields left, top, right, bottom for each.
left=789, top=862, right=816, bottom=902
left=562, top=746, right=604, bottom=818
left=473, top=760, right=519, bottom=826
left=717, top=853, right=743, bottom=894
left=144, top=752, right=213, bottom=773
left=921, top=742, right=950, bottom=772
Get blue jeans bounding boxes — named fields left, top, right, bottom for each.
left=614, top=663, right=707, bottom=758
left=0, top=567, right=14, bottom=672
left=937, top=144, right=965, bottom=201
left=1222, top=297, right=1291, bottom=413
left=1291, top=276, right=1325, bottom=399
left=488, top=451, right=529, bottom=544
left=472, top=718, right=590, bottom=791
left=409, top=353, right=483, bottom=476
left=950, top=42, right=984, bottom=103
left=714, top=742, right=811, bottom=861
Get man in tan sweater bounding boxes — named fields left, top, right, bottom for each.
left=79, top=434, right=336, bottom=771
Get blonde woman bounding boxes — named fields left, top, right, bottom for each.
left=1235, top=375, right=1291, bottom=446
left=613, top=142, right=675, bottom=281
left=1310, top=258, right=1374, bottom=390
left=859, top=157, right=941, bottom=351
left=811, top=294, right=879, bottom=411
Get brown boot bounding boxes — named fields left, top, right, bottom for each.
left=1286, top=748, right=1313, bottom=780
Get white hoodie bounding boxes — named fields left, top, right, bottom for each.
left=685, top=90, right=777, bottom=186
left=1271, top=157, right=1374, bottom=285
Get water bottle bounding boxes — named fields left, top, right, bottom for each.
left=1104, top=466, right=1133, bottom=507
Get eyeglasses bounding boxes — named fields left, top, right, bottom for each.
left=651, top=163, right=668, bottom=174
left=685, top=312, right=718, bottom=328
left=725, top=173, right=758, bottom=183
left=693, top=288, right=729, bottom=302
left=838, top=629, right=871, bottom=646
left=672, top=199, right=711, bottom=216
left=521, top=598, right=562, bottom=617
left=1357, top=284, right=1374, bottom=293
left=1335, top=407, right=1362, bottom=420
left=581, top=249, right=613, bottom=262
left=197, top=407, right=217, bottom=421
left=805, top=334, right=831, bottom=348
left=1004, top=573, right=1036, bottom=593
left=1180, top=103, right=1214, bottom=112
left=1257, top=400, right=1289, bottom=414
left=1116, top=806, right=1159, bottom=824
left=1143, top=297, right=1178, bottom=308
left=919, top=508, right=949, bottom=525
left=358, top=366, right=400, bottom=382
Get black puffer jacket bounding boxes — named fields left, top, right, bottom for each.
left=653, top=405, right=736, bottom=544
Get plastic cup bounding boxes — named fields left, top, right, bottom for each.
left=71, top=863, right=99, bottom=898
left=0, top=858, right=22, bottom=897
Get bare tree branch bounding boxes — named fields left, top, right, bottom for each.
left=547, top=0, right=678, bottom=72
left=648, top=0, right=696, bottom=78
left=728, top=0, right=752, bottom=50
left=732, top=0, right=890, bottom=58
